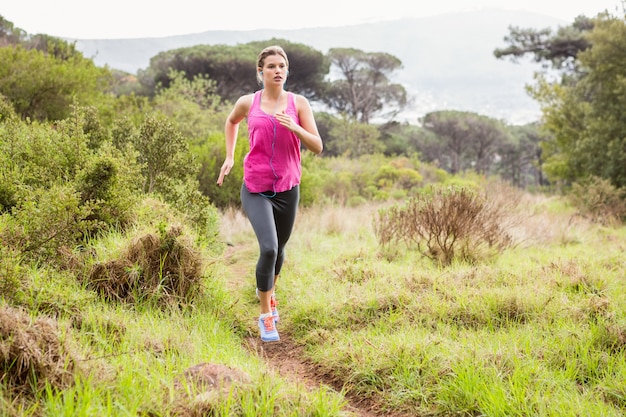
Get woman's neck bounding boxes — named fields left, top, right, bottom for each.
left=262, top=87, right=283, bottom=101
left=261, top=88, right=284, bottom=115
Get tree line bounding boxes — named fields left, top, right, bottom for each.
left=2, top=10, right=626, bottom=202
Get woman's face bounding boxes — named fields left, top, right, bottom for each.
left=260, top=55, right=288, bottom=87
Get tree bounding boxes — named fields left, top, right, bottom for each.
left=139, top=43, right=258, bottom=100
left=152, top=69, right=223, bottom=140
left=247, top=39, right=329, bottom=101
left=1, top=14, right=86, bottom=60
left=465, top=116, right=510, bottom=175
left=422, top=111, right=468, bottom=174
left=495, top=123, right=547, bottom=188
left=134, top=115, right=195, bottom=194
left=422, top=111, right=508, bottom=175
left=327, top=115, right=384, bottom=157
left=531, top=14, right=626, bottom=189
left=377, top=121, right=432, bottom=157
left=139, top=40, right=328, bottom=103
left=324, top=48, right=406, bottom=124
left=493, top=15, right=595, bottom=75
left=0, top=45, right=111, bottom=121
left=0, top=15, right=27, bottom=46
left=578, top=16, right=626, bottom=189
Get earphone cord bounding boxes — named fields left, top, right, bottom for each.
left=259, top=93, right=282, bottom=199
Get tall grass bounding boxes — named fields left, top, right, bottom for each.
left=3, top=191, right=626, bottom=416
left=268, top=199, right=626, bottom=416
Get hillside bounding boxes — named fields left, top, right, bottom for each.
left=72, top=9, right=566, bottom=124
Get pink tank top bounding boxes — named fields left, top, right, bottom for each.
left=244, top=90, right=302, bottom=193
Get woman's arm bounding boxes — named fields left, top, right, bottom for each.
left=217, top=94, right=252, bottom=185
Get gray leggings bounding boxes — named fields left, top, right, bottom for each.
left=240, top=184, right=300, bottom=292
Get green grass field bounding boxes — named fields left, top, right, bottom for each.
left=2, top=192, right=626, bottom=416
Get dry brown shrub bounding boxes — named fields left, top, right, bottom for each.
left=374, top=186, right=513, bottom=265
left=86, top=225, right=205, bottom=307
left=0, top=305, right=82, bottom=397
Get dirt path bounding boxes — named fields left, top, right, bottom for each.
left=222, top=244, right=385, bottom=417
left=245, top=332, right=388, bottom=417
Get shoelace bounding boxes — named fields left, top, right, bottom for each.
left=270, top=297, right=278, bottom=311
left=263, top=315, right=276, bottom=331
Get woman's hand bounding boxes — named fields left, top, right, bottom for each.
left=279, top=100, right=323, bottom=154
left=275, top=111, right=297, bottom=132
left=217, top=157, right=234, bottom=186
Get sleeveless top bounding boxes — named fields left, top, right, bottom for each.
left=244, top=90, right=302, bottom=193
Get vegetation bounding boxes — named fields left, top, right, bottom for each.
left=282, top=195, right=626, bottom=416
left=1, top=8, right=626, bottom=416
left=495, top=12, right=626, bottom=192
left=323, top=48, right=407, bottom=123
left=374, top=183, right=519, bottom=265
left=493, top=15, right=595, bottom=74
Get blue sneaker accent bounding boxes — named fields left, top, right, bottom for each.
left=258, top=315, right=280, bottom=342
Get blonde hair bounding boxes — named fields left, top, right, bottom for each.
left=256, top=45, right=289, bottom=85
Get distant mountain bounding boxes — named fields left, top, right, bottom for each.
left=71, top=9, right=566, bottom=125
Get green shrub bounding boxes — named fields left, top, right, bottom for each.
left=76, top=149, right=142, bottom=234
left=0, top=246, right=26, bottom=306
left=135, top=114, right=194, bottom=194
left=570, top=176, right=626, bottom=225
left=161, top=178, right=223, bottom=251
left=300, top=152, right=331, bottom=206
left=0, top=177, right=17, bottom=213
left=0, top=93, right=17, bottom=122
left=0, top=185, right=95, bottom=263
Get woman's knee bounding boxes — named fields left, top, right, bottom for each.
left=259, top=245, right=278, bottom=261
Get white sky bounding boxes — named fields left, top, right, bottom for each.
left=2, top=0, right=624, bottom=39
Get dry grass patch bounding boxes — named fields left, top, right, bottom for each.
left=0, top=305, right=82, bottom=398
left=508, top=194, right=593, bottom=247
left=218, top=207, right=253, bottom=245
left=167, top=362, right=252, bottom=417
left=86, top=224, right=205, bottom=307
left=298, top=203, right=381, bottom=237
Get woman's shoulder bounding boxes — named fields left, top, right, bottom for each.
left=233, top=92, right=257, bottom=111
left=287, top=92, right=308, bottom=103
left=237, top=92, right=257, bottom=103
left=290, top=93, right=312, bottom=111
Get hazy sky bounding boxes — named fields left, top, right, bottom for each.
left=2, top=0, right=624, bottom=39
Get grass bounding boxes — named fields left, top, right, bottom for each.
left=276, top=202, right=626, bottom=416
left=2, top=193, right=626, bottom=416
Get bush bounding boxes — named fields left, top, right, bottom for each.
left=0, top=108, right=144, bottom=263
left=0, top=246, right=26, bottom=306
left=135, top=114, right=194, bottom=194
left=0, top=185, right=94, bottom=263
left=85, top=224, right=206, bottom=307
left=76, top=152, right=136, bottom=229
left=374, top=186, right=513, bottom=265
left=161, top=178, right=223, bottom=250
left=0, top=93, right=17, bottom=122
left=570, top=176, right=626, bottom=225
